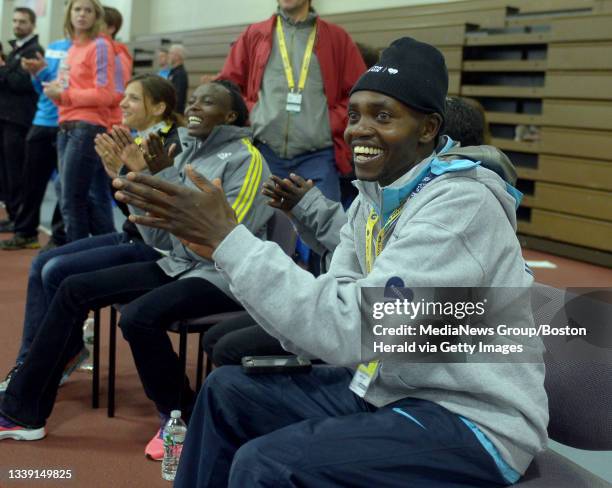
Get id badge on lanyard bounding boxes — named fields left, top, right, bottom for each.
left=276, top=17, right=317, bottom=114
left=286, top=92, right=303, bottom=112
left=349, top=206, right=404, bottom=398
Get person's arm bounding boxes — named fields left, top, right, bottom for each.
left=213, top=213, right=484, bottom=366
left=261, top=174, right=346, bottom=255
left=113, top=46, right=133, bottom=106
left=290, top=186, right=347, bottom=255
left=60, top=37, right=116, bottom=107
left=127, top=161, right=181, bottom=252
left=113, top=171, right=485, bottom=366
left=0, top=47, right=43, bottom=93
left=216, top=26, right=251, bottom=93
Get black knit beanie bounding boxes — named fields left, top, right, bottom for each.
left=350, top=37, right=448, bottom=123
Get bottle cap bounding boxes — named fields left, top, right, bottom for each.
left=170, top=410, right=181, bottom=419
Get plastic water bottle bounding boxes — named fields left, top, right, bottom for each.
left=79, top=318, right=95, bottom=372
left=57, top=57, right=70, bottom=89
left=161, top=410, right=187, bottom=481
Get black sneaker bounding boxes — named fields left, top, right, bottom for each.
left=0, top=235, right=40, bottom=250
left=0, top=364, right=20, bottom=393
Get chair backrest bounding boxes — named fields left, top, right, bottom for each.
left=531, top=283, right=612, bottom=450
left=267, top=210, right=297, bottom=257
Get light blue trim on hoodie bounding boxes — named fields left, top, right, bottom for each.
left=380, top=155, right=481, bottom=222
left=505, top=183, right=524, bottom=210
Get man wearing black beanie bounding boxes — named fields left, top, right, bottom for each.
left=115, top=37, right=546, bottom=488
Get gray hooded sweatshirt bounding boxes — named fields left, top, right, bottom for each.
left=213, top=142, right=548, bottom=475
left=130, top=125, right=274, bottom=299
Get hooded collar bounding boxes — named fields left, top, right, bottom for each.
left=353, top=136, right=458, bottom=222
left=191, top=125, right=252, bottom=156
left=354, top=135, right=524, bottom=223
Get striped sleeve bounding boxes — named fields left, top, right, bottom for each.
left=60, top=36, right=116, bottom=108
left=231, top=138, right=263, bottom=223
left=95, top=37, right=110, bottom=86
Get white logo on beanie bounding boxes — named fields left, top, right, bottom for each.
left=367, top=65, right=399, bottom=75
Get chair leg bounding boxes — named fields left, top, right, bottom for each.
left=178, top=327, right=187, bottom=408
left=196, top=332, right=204, bottom=391
left=92, top=308, right=100, bottom=409
left=108, top=306, right=117, bottom=418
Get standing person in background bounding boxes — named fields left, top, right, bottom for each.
left=157, top=47, right=170, bottom=79
left=43, top=0, right=116, bottom=243
left=218, top=0, right=366, bottom=202
left=168, top=44, right=188, bottom=114
left=103, top=6, right=133, bottom=128
left=0, top=7, right=44, bottom=233
left=0, top=34, right=72, bottom=250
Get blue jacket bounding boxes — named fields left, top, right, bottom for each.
left=31, top=38, right=72, bottom=127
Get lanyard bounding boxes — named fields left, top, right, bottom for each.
left=276, top=16, right=317, bottom=93
left=364, top=205, right=405, bottom=274
left=351, top=166, right=439, bottom=398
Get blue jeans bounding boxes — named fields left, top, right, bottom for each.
left=57, top=123, right=115, bottom=242
left=16, top=232, right=161, bottom=364
left=175, top=367, right=512, bottom=488
left=256, top=143, right=341, bottom=202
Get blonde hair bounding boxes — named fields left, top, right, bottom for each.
left=63, top=0, right=104, bottom=39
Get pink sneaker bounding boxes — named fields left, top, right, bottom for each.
left=0, top=414, right=46, bottom=441
left=145, top=428, right=164, bottom=461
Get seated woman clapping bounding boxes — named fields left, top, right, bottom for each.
left=0, top=81, right=273, bottom=465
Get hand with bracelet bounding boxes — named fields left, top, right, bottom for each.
left=261, top=173, right=314, bottom=214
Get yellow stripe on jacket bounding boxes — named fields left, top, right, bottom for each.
left=232, top=139, right=263, bottom=223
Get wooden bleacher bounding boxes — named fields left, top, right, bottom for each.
left=128, top=0, right=612, bottom=267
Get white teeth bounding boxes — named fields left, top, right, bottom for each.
left=353, top=146, right=383, bottom=156
left=188, top=116, right=202, bottom=124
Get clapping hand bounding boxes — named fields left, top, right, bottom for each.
left=94, top=126, right=148, bottom=177
left=42, top=80, right=63, bottom=100
left=113, top=166, right=237, bottom=260
left=21, top=52, right=46, bottom=75
left=261, top=173, right=314, bottom=213
left=142, top=132, right=177, bottom=174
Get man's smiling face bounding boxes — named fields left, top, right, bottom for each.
left=345, top=90, right=440, bottom=186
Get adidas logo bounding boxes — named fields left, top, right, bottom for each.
left=217, top=152, right=232, bottom=160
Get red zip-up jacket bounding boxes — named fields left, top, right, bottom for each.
left=218, top=14, right=366, bottom=175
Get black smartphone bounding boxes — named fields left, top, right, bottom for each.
left=241, top=355, right=312, bottom=374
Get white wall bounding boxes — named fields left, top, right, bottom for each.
left=147, top=0, right=457, bottom=34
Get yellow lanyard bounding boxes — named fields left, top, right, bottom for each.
left=276, top=16, right=317, bottom=93
left=365, top=206, right=405, bottom=273
left=358, top=205, right=407, bottom=382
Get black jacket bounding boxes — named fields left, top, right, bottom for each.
left=169, top=64, right=188, bottom=115
left=0, top=35, right=45, bottom=127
